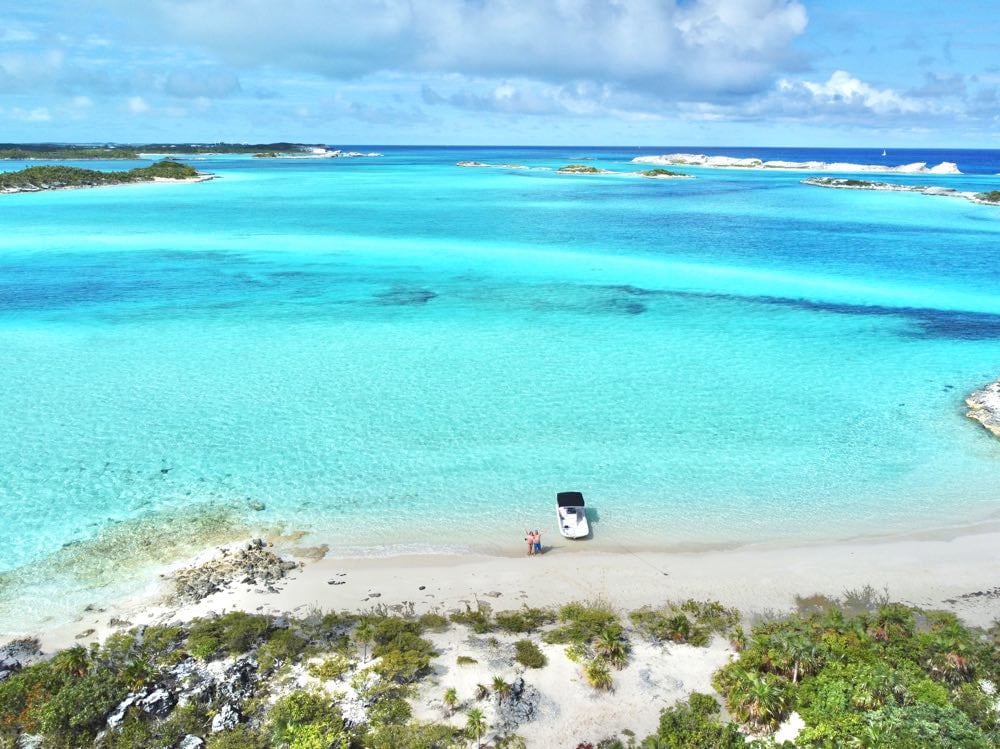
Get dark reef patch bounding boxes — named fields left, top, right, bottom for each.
left=373, top=287, right=438, bottom=306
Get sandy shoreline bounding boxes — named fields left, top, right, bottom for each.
left=24, top=527, right=999, bottom=653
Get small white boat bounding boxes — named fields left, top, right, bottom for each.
left=881, top=149, right=887, bottom=157
left=556, top=491, right=590, bottom=539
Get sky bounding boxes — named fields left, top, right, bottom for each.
left=1, top=0, right=998, bottom=147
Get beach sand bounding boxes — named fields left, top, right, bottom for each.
left=35, top=526, right=1000, bottom=652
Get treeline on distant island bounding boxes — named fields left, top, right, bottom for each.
left=0, top=588, right=996, bottom=748
left=0, top=160, right=200, bottom=192
left=0, top=143, right=317, bottom=160
left=0, top=147, right=141, bottom=160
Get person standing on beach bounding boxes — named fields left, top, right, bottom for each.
left=524, top=529, right=535, bottom=556
left=533, top=529, right=542, bottom=556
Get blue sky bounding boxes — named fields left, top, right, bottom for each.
left=1, top=0, right=998, bottom=146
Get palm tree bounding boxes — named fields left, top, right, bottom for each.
left=593, top=628, right=629, bottom=670
left=727, top=672, right=789, bottom=732
left=465, top=707, right=488, bottom=749
left=353, top=620, right=374, bottom=662
left=51, top=645, right=89, bottom=679
left=121, top=656, right=155, bottom=690
left=492, top=675, right=512, bottom=705
left=443, top=687, right=459, bottom=716
left=584, top=658, right=613, bottom=691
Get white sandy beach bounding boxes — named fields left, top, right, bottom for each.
left=34, top=527, right=1000, bottom=654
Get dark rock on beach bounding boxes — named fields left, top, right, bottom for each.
left=169, top=539, right=300, bottom=605
left=493, top=676, right=541, bottom=733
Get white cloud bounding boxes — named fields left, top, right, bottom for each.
left=112, top=0, right=808, bottom=100
left=788, top=70, right=923, bottom=114
left=126, top=95, right=150, bottom=113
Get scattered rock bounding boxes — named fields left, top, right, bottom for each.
left=368, top=592, right=381, bottom=598
left=177, top=736, right=205, bottom=749
left=75, top=629, right=96, bottom=640
left=0, top=638, right=41, bottom=683
left=107, top=692, right=144, bottom=730
left=484, top=591, right=502, bottom=598
left=169, top=539, right=300, bottom=605
left=966, top=379, right=1000, bottom=438
left=15, top=734, right=43, bottom=749
left=494, top=676, right=541, bottom=732
left=108, top=617, right=133, bottom=628
left=418, top=585, right=426, bottom=590
left=247, top=500, right=266, bottom=511
left=211, top=703, right=241, bottom=733
left=138, top=687, right=176, bottom=717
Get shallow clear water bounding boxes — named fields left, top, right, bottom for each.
left=1, top=147, right=999, bottom=631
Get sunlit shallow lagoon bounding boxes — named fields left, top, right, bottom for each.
left=1, top=146, right=999, bottom=631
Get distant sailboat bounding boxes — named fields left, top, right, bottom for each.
left=881, top=149, right=887, bottom=157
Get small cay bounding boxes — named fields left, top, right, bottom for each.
left=966, top=378, right=1000, bottom=438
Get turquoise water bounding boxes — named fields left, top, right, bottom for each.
left=1, top=147, right=999, bottom=631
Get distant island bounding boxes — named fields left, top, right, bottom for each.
left=639, top=168, right=689, bottom=179
left=802, top=176, right=1000, bottom=207
left=633, top=153, right=963, bottom=175
left=556, top=164, right=609, bottom=174
left=0, top=160, right=210, bottom=194
left=0, top=143, right=318, bottom=160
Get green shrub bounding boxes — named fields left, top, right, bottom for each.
left=456, top=655, right=478, bottom=666
left=630, top=600, right=739, bottom=647
left=187, top=612, right=271, bottom=660
left=514, top=640, right=547, bottom=669
left=418, top=613, right=449, bottom=632
left=38, top=668, right=129, bottom=741
left=308, top=654, right=351, bottom=681
left=495, top=607, right=556, bottom=634
left=647, top=693, right=745, bottom=748
left=268, top=690, right=350, bottom=748
left=449, top=602, right=494, bottom=633
left=206, top=724, right=270, bottom=749
left=543, top=602, right=619, bottom=645
left=258, top=628, right=308, bottom=671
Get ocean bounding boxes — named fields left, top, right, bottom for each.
left=1, top=146, right=998, bottom=631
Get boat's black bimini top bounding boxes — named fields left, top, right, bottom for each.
left=557, top=491, right=585, bottom=508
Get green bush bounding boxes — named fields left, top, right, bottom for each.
left=308, top=654, right=351, bottom=681
left=495, top=607, right=556, bottom=634
left=258, top=627, right=308, bottom=671
left=542, top=602, right=619, bottom=645
left=646, top=693, right=745, bottom=748
left=513, top=639, right=547, bottom=669
left=268, top=690, right=350, bottom=749
left=449, top=602, right=494, bottom=633
left=630, top=600, right=739, bottom=647
left=417, top=613, right=449, bottom=632
left=187, top=612, right=271, bottom=659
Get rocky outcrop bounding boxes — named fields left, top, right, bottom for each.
left=802, top=177, right=996, bottom=208
left=493, top=676, right=541, bottom=733
left=966, top=379, right=1000, bottom=438
left=211, top=703, right=241, bottom=733
left=0, top=638, right=41, bottom=683
left=168, top=539, right=299, bottom=605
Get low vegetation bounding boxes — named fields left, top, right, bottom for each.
left=630, top=599, right=740, bottom=647
left=557, top=164, right=603, bottom=174
left=0, top=148, right=140, bottom=160
left=0, top=160, right=200, bottom=192
left=640, top=168, right=686, bottom=178
left=0, top=592, right=995, bottom=748
left=975, top=190, right=1000, bottom=204
left=513, top=640, right=546, bottom=669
